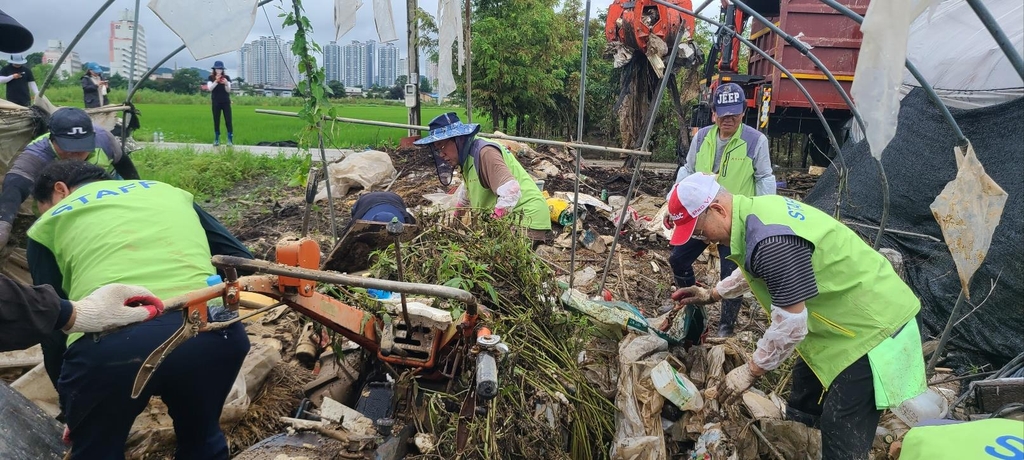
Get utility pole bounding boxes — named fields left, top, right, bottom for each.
left=464, top=0, right=472, bottom=122
left=407, top=0, right=421, bottom=136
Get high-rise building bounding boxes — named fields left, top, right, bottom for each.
left=377, top=43, right=399, bottom=87
left=342, top=41, right=368, bottom=87
left=42, top=40, right=81, bottom=79
left=324, top=41, right=342, bottom=84
left=398, top=57, right=407, bottom=79
left=364, top=40, right=376, bottom=88
left=108, top=9, right=147, bottom=81
left=237, top=36, right=298, bottom=88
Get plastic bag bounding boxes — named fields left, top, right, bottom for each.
left=148, top=0, right=258, bottom=61
left=715, top=268, right=750, bottom=299
left=436, top=0, right=464, bottom=99
left=610, top=334, right=668, bottom=460
left=929, top=141, right=1008, bottom=298
left=315, top=150, right=397, bottom=201
left=334, top=0, right=362, bottom=39
left=371, top=0, right=398, bottom=42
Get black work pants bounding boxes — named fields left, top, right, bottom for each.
left=59, top=313, right=249, bottom=459
left=787, top=354, right=882, bottom=460
left=668, top=237, right=737, bottom=288
left=212, top=101, right=233, bottom=135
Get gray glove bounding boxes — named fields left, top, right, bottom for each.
left=0, top=221, right=12, bottom=249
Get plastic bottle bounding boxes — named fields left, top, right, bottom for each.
left=152, top=131, right=159, bottom=143
left=367, top=289, right=395, bottom=300
left=651, top=360, right=704, bottom=411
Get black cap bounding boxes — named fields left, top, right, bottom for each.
left=0, top=9, right=33, bottom=53
left=48, top=108, right=96, bottom=153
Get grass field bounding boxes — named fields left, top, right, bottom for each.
left=44, top=87, right=461, bottom=147
left=129, top=103, right=457, bottom=147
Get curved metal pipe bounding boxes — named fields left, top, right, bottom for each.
left=37, top=0, right=117, bottom=99
left=569, top=0, right=592, bottom=290
left=965, top=0, right=1024, bottom=80
left=211, top=255, right=479, bottom=315
left=732, top=0, right=889, bottom=247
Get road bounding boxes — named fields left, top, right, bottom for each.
left=141, top=142, right=680, bottom=173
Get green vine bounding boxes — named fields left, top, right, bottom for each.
left=281, top=0, right=338, bottom=148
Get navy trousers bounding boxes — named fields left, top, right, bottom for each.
left=59, top=313, right=250, bottom=459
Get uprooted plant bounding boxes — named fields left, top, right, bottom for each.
left=368, top=210, right=616, bottom=459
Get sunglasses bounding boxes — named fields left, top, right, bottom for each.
left=692, top=210, right=710, bottom=241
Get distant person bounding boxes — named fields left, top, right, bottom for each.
left=203, top=61, right=233, bottom=146
left=0, top=107, right=139, bottom=249
left=667, top=82, right=777, bottom=337
left=81, top=62, right=107, bottom=108
left=0, top=54, right=38, bottom=107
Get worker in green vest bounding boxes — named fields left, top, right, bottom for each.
left=414, top=112, right=551, bottom=244
left=669, top=173, right=926, bottom=460
left=669, top=83, right=776, bottom=337
left=26, top=160, right=251, bottom=459
left=0, top=107, right=139, bottom=249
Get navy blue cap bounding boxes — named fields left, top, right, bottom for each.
left=713, top=83, right=746, bottom=117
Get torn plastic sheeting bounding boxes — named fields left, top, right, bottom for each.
left=929, top=141, right=1007, bottom=299
left=850, top=0, right=941, bottom=158
left=315, top=150, right=397, bottom=201
left=372, top=0, right=398, bottom=43
left=436, top=0, right=464, bottom=99
left=148, top=0, right=258, bottom=61
left=335, top=0, right=362, bottom=40
left=610, top=334, right=668, bottom=460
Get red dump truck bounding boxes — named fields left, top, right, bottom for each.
left=693, top=0, right=869, bottom=162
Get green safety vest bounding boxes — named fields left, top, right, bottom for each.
left=462, top=138, right=551, bottom=232
left=30, top=132, right=115, bottom=175
left=693, top=125, right=759, bottom=197
left=28, top=180, right=215, bottom=345
left=900, top=419, right=1024, bottom=460
left=726, top=195, right=920, bottom=389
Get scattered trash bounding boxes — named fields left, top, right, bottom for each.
left=315, top=150, right=397, bottom=201
left=651, top=360, right=703, bottom=412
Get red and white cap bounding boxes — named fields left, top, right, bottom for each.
left=667, top=173, right=721, bottom=245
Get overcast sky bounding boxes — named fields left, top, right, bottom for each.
left=4, top=0, right=619, bottom=76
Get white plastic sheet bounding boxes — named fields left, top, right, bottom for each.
left=372, top=0, right=398, bottom=43
left=335, top=0, right=362, bottom=40
left=315, top=150, right=398, bottom=201
left=148, top=0, right=258, bottom=61
left=851, top=0, right=941, bottom=159
left=436, top=0, right=465, bottom=99
left=929, top=141, right=1008, bottom=298
left=901, top=0, right=1024, bottom=109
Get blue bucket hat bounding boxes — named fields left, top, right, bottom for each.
left=414, top=112, right=480, bottom=146
left=213, top=60, right=225, bottom=69
left=85, top=62, right=102, bottom=73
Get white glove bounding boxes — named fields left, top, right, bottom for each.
left=671, top=285, right=715, bottom=306
left=717, top=363, right=759, bottom=404
left=751, top=305, right=808, bottom=371
left=715, top=268, right=751, bottom=299
left=67, top=284, right=165, bottom=333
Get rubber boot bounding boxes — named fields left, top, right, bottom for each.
left=717, top=298, right=742, bottom=337
left=213, top=133, right=220, bottom=146
left=227, top=133, right=233, bottom=146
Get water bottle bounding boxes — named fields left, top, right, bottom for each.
left=152, top=131, right=159, bottom=143
left=158, top=131, right=164, bottom=143
left=206, top=274, right=237, bottom=322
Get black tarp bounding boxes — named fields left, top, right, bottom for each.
left=804, top=88, right=1024, bottom=365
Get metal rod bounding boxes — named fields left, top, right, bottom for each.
left=255, top=109, right=654, bottom=156
left=819, top=0, right=970, bottom=148
left=597, top=17, right=686, bottom=295
left=317, top=129, right=339, bottom=243
left=464, top=0, right=473, bottom=123
left=210, top=255, right=479, bottom=314
left=391, top=233, right=413, bottom=328
left=842, top=221, right=942, bottom=242
left=965, top=0, right=1024, bottom=80
left=37, top=0, right=117, bottom=99
left=569, top=0, right=592, bottom=291
left=127, top=2, right=142, bottom=92
left=926, top=289, right=967, bottom=376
